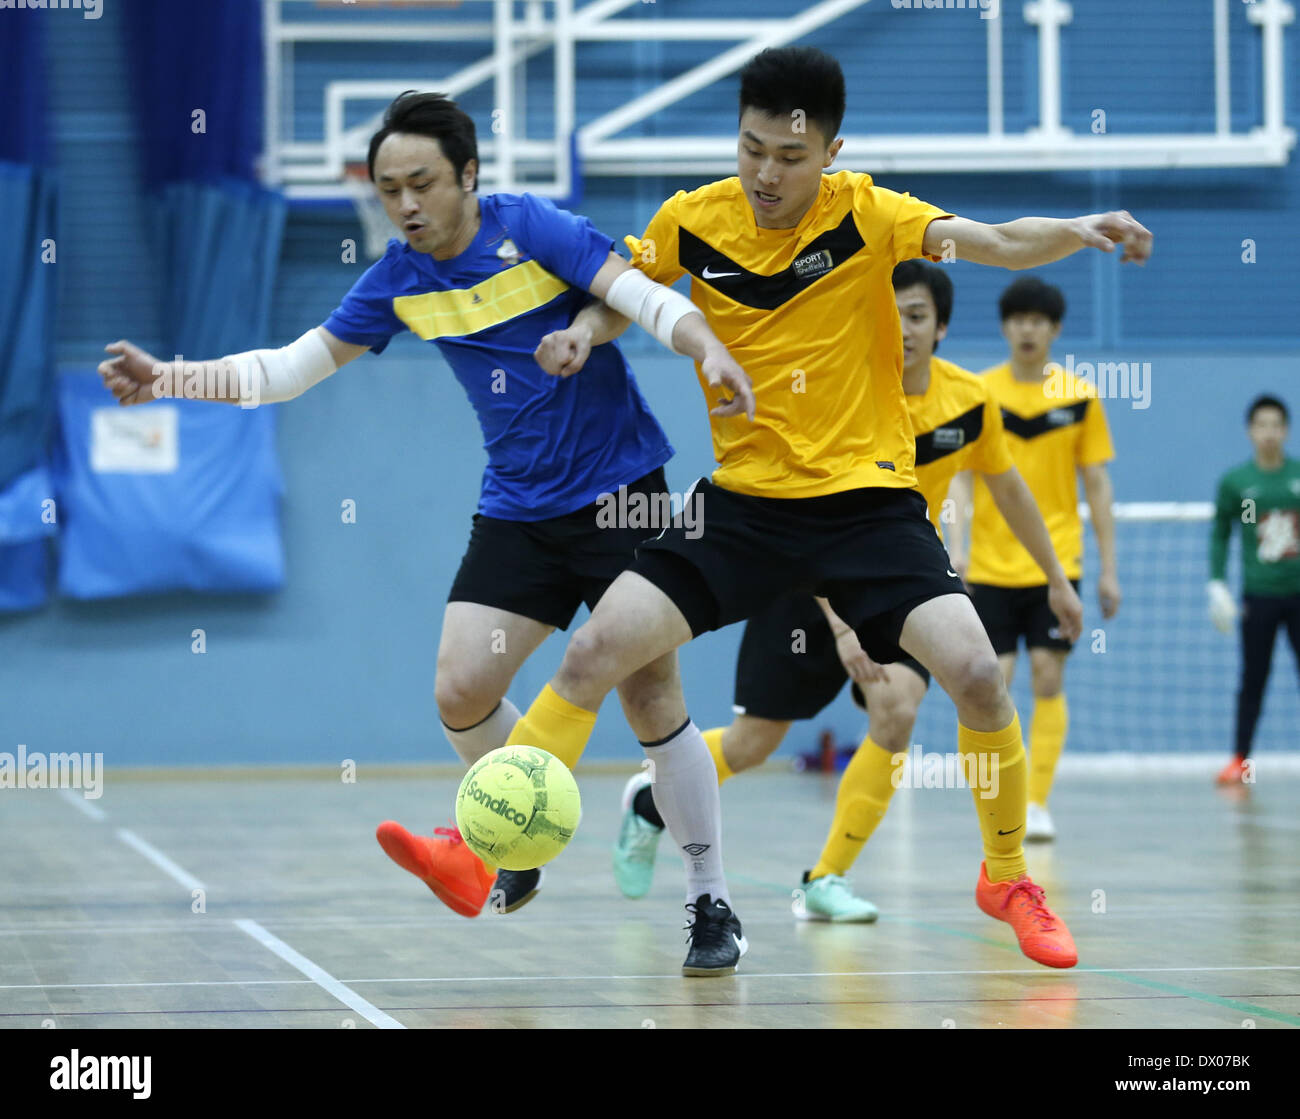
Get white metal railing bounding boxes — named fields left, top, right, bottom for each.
left=263, top=0, right=1297, bottom=201
left=1080, top=502, right=1216, bottom=523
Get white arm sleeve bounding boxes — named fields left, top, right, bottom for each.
left=601, top=268, right=700, bottom=355
left=220, top=328, right=339, bottom=406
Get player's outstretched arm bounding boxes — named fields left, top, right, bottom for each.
left=983, top=467, right=1083, bottom=642
left=1080, top=463, right=1121, bottom=619
left=923, top=211, right=1152, bottom=270
left=534, top=251, right=754, bottom=420
left=98, top=328, right=368, bottom=408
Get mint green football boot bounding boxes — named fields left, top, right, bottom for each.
left=795, top=871, right=879, bottom=923
left=613, top=770, right=663, bottom=899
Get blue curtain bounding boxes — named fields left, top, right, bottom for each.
left=0, top=465, right=56, bottom=613
left=152, top=179, right=287, bottom=356
left=48, top=1, right=290, bottom=600
left=0, top=12, right=50, bottom=168
left=122, top=0, right=287, bottom=355
left=0, top=165, right=58, bottom=492
left=0, top=17, right=56, bottom=492
left=121, top=0, right=263, bottom=185
left=0, top=17, right=56, bottom=610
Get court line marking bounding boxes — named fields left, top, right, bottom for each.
left=232, top=918, right=405, bottom=1030
left=55, top=794, right=399, bottom=1028
left=56, top=788, right=106, bottom=821
left=53, top=785, right=207, bottom=893
left=4, top=964, right=1299, bottom=990
left=114, top=828, right=206, bottom=892
left=39, top=775, right=1300, bottom=1025
left=8, top=994, right=1300, bottom=1022
left=1082, top=970, right=1300, bottom=1026
left=5, top=898, right=1300, bottom=934
left=0, top=979, right=317, bottom=990
left=55, top=787, right=207, bottom=893
left=724, top=868, right=1300, bottom=1026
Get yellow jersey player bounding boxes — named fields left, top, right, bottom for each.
left=511, top=47, right=1149, bottom=973
left=960, top=276, right=1120, bottom=843
left=612, top=260, right=1082, bottom=922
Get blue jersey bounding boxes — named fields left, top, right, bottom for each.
left=323, top=193, right=672, bottom=520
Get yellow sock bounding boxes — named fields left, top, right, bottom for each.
left=701, top=727, right=735, bottom=784
left=505, top=684, right=596, bottom=771
left=809, top=736, right=898, bottom=880
left=961, top=715, right=1028, bottom=883
left=1027, top=694, right=1068, bottom=806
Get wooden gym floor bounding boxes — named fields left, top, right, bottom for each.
left=2, top=765, right=1297, bottom=1029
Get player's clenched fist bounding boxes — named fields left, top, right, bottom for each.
left=98, top=340, right=164, bottom=406
left=534, top=324, right=593, bottom=378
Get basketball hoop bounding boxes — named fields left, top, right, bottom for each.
left=343, top=163, right=394, bottom=260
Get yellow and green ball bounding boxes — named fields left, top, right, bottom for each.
left=455, top=745, right=581, bottom=870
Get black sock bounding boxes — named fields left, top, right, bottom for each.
left=633, top=784, right=665, bottom=829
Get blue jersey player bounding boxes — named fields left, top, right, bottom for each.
left=99, top=92, right=753, bottom=928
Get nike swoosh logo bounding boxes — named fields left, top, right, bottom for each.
left=845, top=833, right=868, bottom=842
left=701, top=266, right=741, bottom=279
left=947, top=569, right=960, bottom=578
left=997, top=826, right=1022, bottom=836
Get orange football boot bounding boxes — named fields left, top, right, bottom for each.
left=1215, top=756, right=1248, bottom=786
left=976, top=862, right=1078, bottom=969
left=376, top=821, right=495, bottom=918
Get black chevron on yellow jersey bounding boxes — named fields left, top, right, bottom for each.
left=678, top=213, right=865, bottom=310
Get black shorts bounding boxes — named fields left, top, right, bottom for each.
left=734, top=592, right=931, bottom=722
left=968, top=580, right=1080, bottom=654
left=632, top=479, right=965, bottom=663
left=448, top=466, right=668, bottom=630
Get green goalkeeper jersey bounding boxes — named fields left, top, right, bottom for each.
left=1210, top=457, right=1300, bottom=596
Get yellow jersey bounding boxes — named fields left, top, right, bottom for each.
left=908, top=356, right=1015, bottom=531
left=967, top=363, right=1115, bottom=586
left=627, top=170, right=951, bottom=498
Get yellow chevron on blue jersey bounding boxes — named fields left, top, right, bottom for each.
left=392, top=259, right=570, bottom=340
left=322, top=192, right=672, bottom=522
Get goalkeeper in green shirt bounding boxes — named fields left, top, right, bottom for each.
left=1208, top=395, right=1300, bottom=784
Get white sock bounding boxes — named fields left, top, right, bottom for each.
left=442, top=698, right=521, bottom=766
left=642, top=719, right=729, bottom=906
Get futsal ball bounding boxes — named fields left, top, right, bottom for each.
left=455, top=745, right=581, bottom=870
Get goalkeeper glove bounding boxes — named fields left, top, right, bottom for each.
left=1207, top=579, right=1238, bottom=634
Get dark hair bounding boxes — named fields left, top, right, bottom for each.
left=739, top=47, right=846, bottom=147
left=1247, top=394, right=1289, bottom=424
left=893, top=260, right=954, bottom=328
left=367, top=91, right=478, bottom=189
left=998, top=276, right=1066, bottom=324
